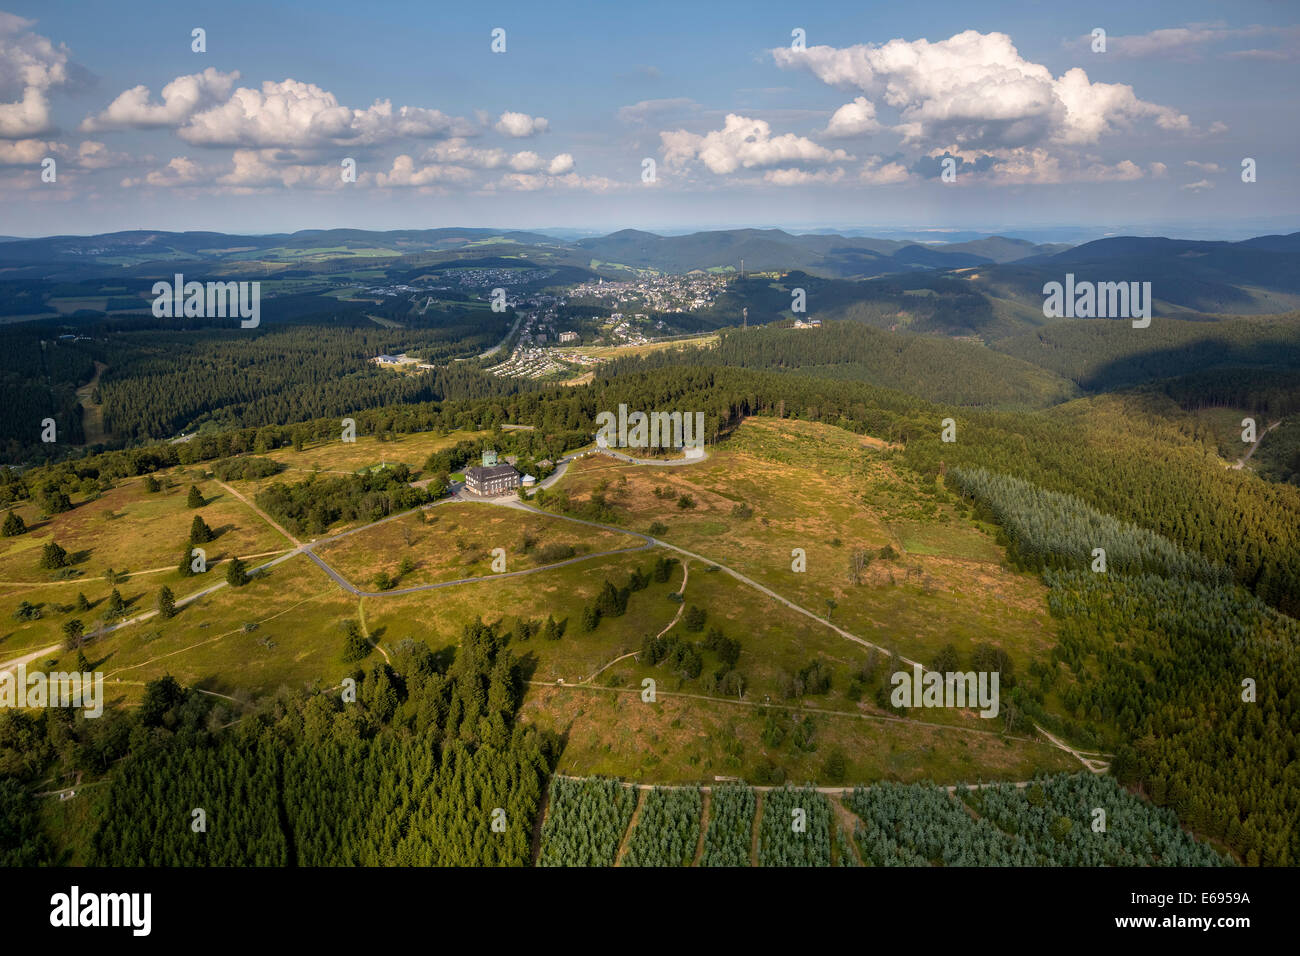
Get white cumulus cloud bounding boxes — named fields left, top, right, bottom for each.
left=825, top=96, right=881, bottom=137
left=660, top=113, right=850, bottom=175
left=375, top=154, right=475, bottom=188
left=774, top=30, right=1192, bottom=150
left=80, top=68, right=240, bottom=131
left=175, top=79, right=475, bottom=148
left=0, top=13, right=74, bottom=138
left=494, top=111, right=548, bottom=137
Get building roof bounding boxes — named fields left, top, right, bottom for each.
left=465, top=464, right=519, bottom=482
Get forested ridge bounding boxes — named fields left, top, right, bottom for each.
left=0, top=304, right=519, bottom=460
left=605, top=321, right=1077, bottom=407
left=992, top=313, right=1300, bottom=391
left=1036, top=571, right=1299, bottom=866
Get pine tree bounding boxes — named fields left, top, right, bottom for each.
left=76, top=592, right=91, bottom=612
left=157, top=586, right=177, bottom=619
left=186, top=485, right=204, bottom=508
left=225, top=557, right=249, bottom=587
left=62, top=618, right=84, bottom=651
left=189, top=515, right=213, bottom=544
left=39, top=542, right=68, bottom=570
left=106, top=588, right=125, bottom=618
left=1, top=510, right=25, bottom=537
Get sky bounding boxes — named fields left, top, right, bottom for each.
left=0, top=0, right=1297, bottom=238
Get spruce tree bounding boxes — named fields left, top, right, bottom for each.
left=62, top=618, right=84, bottom=651
left=1, top=510, right=25, bottom=537
left=189, top=515, right=213, bottom=544
left=157, top=586, right=177, bottom=619
left=39, top=541, right=68, bottom=570
left=225, top=556, right=249, bottom=587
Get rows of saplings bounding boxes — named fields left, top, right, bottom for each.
left=535, top=775, right=1231, bottom=867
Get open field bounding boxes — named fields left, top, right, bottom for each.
left=316, top=501, right=644, bottom=589
left=540, top=417, right=1057, bottom=671
left=523, top=685, right=1075, bottom=785
left=29, top=553, right=354, bottom=706
left=0, top=475, right=290, bottom=586
left=259, top=429, right=489, bottom=475
left=569, top=334, right=719, bottom=361
left=359, top=549, right=678, bottom=680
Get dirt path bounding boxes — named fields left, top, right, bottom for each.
left=1033, top=724, right=1112, bottom=773
left=693, top=790, right=711, bottom=865
left=828, top=794, right=866, bottom=865
left=613, top=788, right=646, bottom=866
left=1232, top=419, right=1282, bottom=469
left=532, top=680, right=1043, bottom=745
left=213, top=478, right=301, bottom=547
left=76, top=361, right=108, bottom=447
left=554, top=773, right=1040, bottom=797
left=0, top=549, right=291, bottom=587
left=579, top=559, right=689, bottom=684
left=357, top=598, right=391, bottom=664
left=0, top=642, right=63, bottom=674
left=99, top=588, right=336, bottom=681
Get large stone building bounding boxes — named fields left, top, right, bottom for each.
left=463, top=450, right=520, bottom=496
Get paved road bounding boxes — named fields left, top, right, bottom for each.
left=478, top=310, right=525, bottom=359
left=0, top=642, right=63, bottom=674
left=538, top=445, right=709, bottom=491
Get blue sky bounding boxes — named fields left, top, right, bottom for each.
left=1, top=0, right=1296, bottom=237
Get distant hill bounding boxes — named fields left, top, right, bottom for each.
left=963, top=232, right=1300, bottom=317
left=0, top=225, right=1074, bottom=281
left=938, top=236, right=1073, bottom=263
left=573, top=227, right=1041, bottom=277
